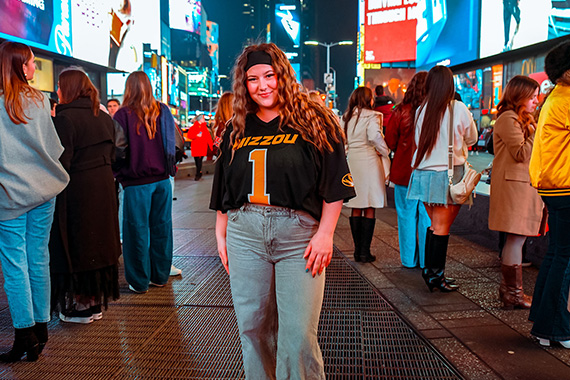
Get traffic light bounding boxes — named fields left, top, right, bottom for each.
left=320, top=93, right=326, bottom=102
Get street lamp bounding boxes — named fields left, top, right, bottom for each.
left=304, top=40, right=353, bottom=108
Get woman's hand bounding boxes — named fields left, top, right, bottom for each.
left=216, top=211, right=229, bottom=274
left=304, top=200, right=343, bottom=277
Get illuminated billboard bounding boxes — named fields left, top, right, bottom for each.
left=363, top=0, right=417, bottom=63
left=169, top=0, right=202, bottom=34
left=480, top=0, right=570, bottom=58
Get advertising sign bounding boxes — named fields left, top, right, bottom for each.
left=454, top=70, right=483, bottom=110
left=276, top=3, right=301, bottom=46
left=364, top=0, right=418, bottom=63
left=480, top=0, right=570, bottom=58
left=491, top=64, right=503, bottom=112
left=28, top=56, right=55, bottom=92
left=169, top=0, right=202, bottom=34
left=206, top=20, right=219, bottom=83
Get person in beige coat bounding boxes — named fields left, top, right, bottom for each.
left=488, top=75, right=544, bottom=309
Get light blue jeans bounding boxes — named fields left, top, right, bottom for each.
left=123, top=179, right=173, bottom=292
left=226, top=204, right=326, bottom=380
left=394, top=184, right=431, bottom=268
left=0, top=199, right=55, bottom=328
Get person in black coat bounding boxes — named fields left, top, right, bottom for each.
left=50, top=68, right=121, bottom=324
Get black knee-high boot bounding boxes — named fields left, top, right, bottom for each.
left=349, top=216, right=363, bottom=262
left=424, top=228, right=456, bottom=284
left=33, top=322, right=48, bottom=354
left=360, top=218, right=376, bottom=263
left=0, top=326, right=39, bottom=362
left=422, top=234, right=458, bottom=292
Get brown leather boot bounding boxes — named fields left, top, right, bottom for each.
left=500, top=264, right=532, bottom=309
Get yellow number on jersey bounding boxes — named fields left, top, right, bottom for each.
left=248, top=149, right=270, bottom=204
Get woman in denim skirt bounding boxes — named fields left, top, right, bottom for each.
left=407, top=66, right=478, bottom=292
left=210, top=43, right=355, bottom=379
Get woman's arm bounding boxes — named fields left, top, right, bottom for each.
left=216, top=211, right=229, bottom=274
left=367, top=114, right=391, bottom=157
left=303, top=200, right=343, bottom=277
left=384, top=106, right=402, bottom=151
left=496, top=114, right=533, bottom=162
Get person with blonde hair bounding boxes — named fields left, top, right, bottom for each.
left=113, top=71, right=178, bottom=294
left=210, top=42, right=355, bottom=379
left=50, top=68, right=121, bottom=323
left=488, top=75, right=542, bottom=309
left=0, top=41, right=69, bottom=361
left=342, top=86, right=390, bottom=263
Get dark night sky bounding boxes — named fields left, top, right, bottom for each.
left=202, top=0, right=358, bottom=110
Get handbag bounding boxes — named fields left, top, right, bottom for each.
left=447, top=101, right=481, bottom=204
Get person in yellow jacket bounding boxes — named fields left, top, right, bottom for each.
left=528, top=40, right=570, bottom=349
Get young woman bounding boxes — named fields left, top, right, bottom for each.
left=407, top=65, right=478, bottom=292
left=113, top=71, right=178, bottom=294
left=528, top=41, right=570, bottom=348
left=488, top=75, right=542, bottom=309
left=187, top=113, right=213, bottom=180
left=210, top=43, right=355, bottom=379
left=50, top=68, right=122, bottom=323
left=341, top=86, right=390, bottom=263
left=213, top=91, right=234, bottom=149
left=0, top=41, right=69, bottom=361
left=385, top=71, right=431, bottom=268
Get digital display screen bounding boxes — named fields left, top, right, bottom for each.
left=454, top=70, right=483, bottom=110
left=169, top=0, right=202, bottom=34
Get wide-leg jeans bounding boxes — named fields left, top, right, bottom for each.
left=123, top=179, right=173, bottom=292
left=530, top=195, right=570, bottom=341
left=394, top=184, right=430, bottom=268
left=226, top=204, right=326, bottom=380
left=0, top=199, right=55, bottom=328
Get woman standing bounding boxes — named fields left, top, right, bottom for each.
left=385, top=72, right=430, bottom=268
left=213, top=91, right=234, bottom=151
left=210, top=43, right=355, bottom=379
left=488, top=75, right=542, bottom=309
left=113, top=71, right=177, bottom=294
left=0, top=42, right=69, bottom=361
left=50, top=68, right=121, bottom=323
left=187, top=113, right=213, bottom=180
left=341, top=86, right=390, bottom=263
left=407, top=66, right=478, bottom=292
left=528, top=41, right=570, bottom=348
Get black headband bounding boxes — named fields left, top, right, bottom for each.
left=245, top=50, right=273, bottom=72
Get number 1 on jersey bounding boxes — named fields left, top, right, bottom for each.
left=248, top=149, right=270, bottom=204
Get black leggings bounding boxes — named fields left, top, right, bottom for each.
left=194, top=156, right=203, bottom=174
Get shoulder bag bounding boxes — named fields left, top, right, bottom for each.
left=447, top=101, right=481, bottom=204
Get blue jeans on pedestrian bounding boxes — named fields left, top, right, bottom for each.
left=0, top=199, right=55, bottom=329
left=394, top=184, right=431, bottom=268
left=529, top=195, right=570, bottom=341
left=226, top=204, right=326, bottom=380
left=123, top=179, right=173, bottom=292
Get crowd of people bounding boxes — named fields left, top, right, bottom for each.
left=0, top=36, right=569, bottom=378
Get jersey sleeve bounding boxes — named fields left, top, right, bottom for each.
left=209, top=126, right=231, bottom=212
left=318, top=137, right=356, bottom=203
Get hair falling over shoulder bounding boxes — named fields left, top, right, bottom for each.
left=230, top=43, right=343, bottom=153
left=122, top=71, right=161, bottom=139
left=214, top=91, right=234, bottom=131
left=497, top=75, right=539, bottom=138
left=0, top=41, right=43, bottom=124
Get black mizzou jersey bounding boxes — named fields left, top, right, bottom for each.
left=209, top=114, right=355, bottom=220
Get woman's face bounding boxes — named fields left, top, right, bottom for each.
left=56, top=82, right=63, bottom=103
left=23, top=53, right=36, bottom=81
left=524, top=88, right=539, bottom=113
left=246, top=63, right=279, bottom=114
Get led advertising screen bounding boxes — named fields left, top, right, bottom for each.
left=480, top=0, right=570, bottom=58
left=0, top=0, right=72, bottom=57
left=364, top=0, right=417, bottom=63
left=454, top=70, right=483, bottom=110
left=169, top=0, right=202, bottom=34
left=275, top=3, right=301, bottom=47
left=415, top=0, right=480, bottom=69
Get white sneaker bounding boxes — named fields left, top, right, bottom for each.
left=170, top=265, right=182, bottom=276
left=128, top=284, right=147, bottom=294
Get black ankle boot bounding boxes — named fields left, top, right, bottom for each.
left=360, top=218, right=376, bottom=263
left=349, top=216, right=363, bottom=262
left=423, top=234, right=458, bottom=292
left=33, top=323, right=48, bottom=354
left=0, top=327, right=39, bottom=362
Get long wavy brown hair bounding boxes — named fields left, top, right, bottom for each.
left=342, top=86, right=374, bottom=136
left=231, top=43, right=342, bottom=152
left=0, top=41, right=43, bottom=124
left=122, top=71, right=161, bottom=139
left=58, top=68, right=100, bottom=116
left=413, top=66, right=455, bottom=168
left=497, top=75, right=539, bottom=139
left=214, top=91, right=234, bottom=134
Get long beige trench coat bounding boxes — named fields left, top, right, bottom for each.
left=488, top=110, right=544, bottom=236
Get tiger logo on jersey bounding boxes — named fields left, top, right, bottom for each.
left=342, top=173, right=354, bottom=187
